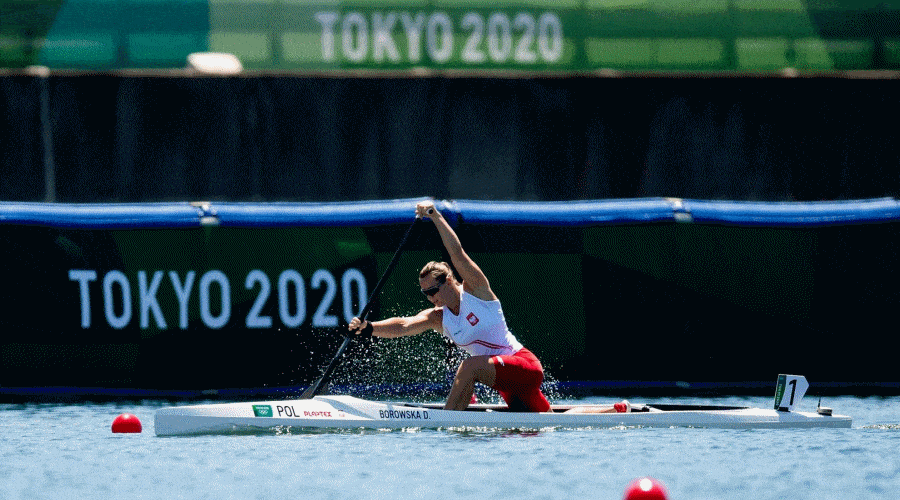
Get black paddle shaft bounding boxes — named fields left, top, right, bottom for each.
left=299, top=217, right=422, bottom=399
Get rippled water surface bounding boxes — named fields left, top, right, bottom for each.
left=2, top=395, right=898, bottom=499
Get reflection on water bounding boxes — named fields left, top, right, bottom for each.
left=444, top=427, right=544, bottom=440
left=860, top=423, right=900, bottom=430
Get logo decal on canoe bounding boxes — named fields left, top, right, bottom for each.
left=466, top=312, right=479, bottom=326
left=253, top=405, right=273, bottom=417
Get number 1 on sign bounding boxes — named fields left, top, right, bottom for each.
left=773, top=374, right=809, bottom=412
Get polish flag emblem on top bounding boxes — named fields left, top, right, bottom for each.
left=466, top=312, right=479, bottom=326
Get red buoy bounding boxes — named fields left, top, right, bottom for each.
left=623, top=477, right=669, bottom=500
left=111, top=413, right=142, bottom=433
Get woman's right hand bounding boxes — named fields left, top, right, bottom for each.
left=348, top=317, right=368, bottom=335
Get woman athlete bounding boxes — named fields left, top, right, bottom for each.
left=348, top=200, right=551, bottom=412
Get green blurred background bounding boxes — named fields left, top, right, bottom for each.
left=2, top=0, right=898, bottom=71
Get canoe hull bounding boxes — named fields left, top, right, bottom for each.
left=154, top=395, right=852, bottom=436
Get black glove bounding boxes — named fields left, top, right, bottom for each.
left=347, top=321, right=373, bottom=339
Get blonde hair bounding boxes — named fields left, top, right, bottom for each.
left=419, top=261, right=453, bottom=283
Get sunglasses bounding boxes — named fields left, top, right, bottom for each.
left=421, top=277, right=446, bottom=297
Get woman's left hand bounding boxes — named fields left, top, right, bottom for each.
left=416, top=201, right=440, bottom=220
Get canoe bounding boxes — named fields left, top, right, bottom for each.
left=154, top=375, right=851, bottom=435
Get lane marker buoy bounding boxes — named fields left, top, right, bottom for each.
left=623, top=477, right=669, bottom=500
left=111, top=413, right=142, bottom=433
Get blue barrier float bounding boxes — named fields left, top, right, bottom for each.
left=207, top=198, right=433, bottom=227
left=679, top=197, right=900, bottom=227
left=2, top=198, right=898, bottom=228
left=453, top=198, right=678, bottom=226
left=0, top=202, right=203, bottom=229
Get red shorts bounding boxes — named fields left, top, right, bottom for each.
left=490, top=348, right=550, bottom=412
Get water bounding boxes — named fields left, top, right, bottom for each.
left=2, top=395, right=898, bottom=500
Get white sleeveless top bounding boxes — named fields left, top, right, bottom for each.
left=441, top=291, right=523, bottom=356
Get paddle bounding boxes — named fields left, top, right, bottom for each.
left=299, top=216, right=422, bottom=399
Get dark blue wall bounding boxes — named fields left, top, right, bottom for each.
left=2, top=75, right=899, bottom=203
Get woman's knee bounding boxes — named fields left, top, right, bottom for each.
left=456, top=357, right=479, bottom=376
left=457, top=356, right=496, bottom=384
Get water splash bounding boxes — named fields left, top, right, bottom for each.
left=313, top=303, right=568, bottom=405
left=327, top=304, right=454, bottom=402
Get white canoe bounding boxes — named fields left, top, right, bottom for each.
left=155, top=375, right=851, bottom=436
